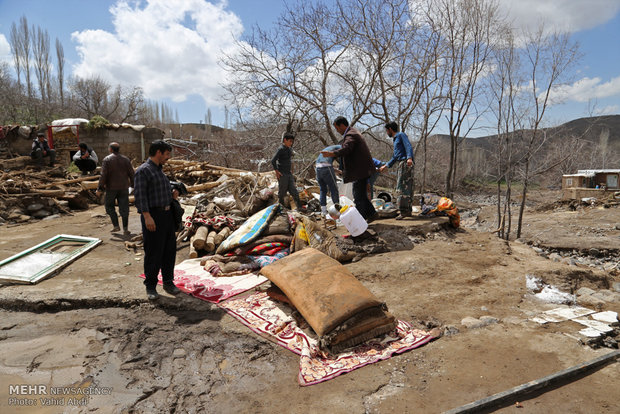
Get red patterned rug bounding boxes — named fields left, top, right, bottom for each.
left=218, top=291, right=436, bottom=386
left=138, top=258, right=267, bottom=303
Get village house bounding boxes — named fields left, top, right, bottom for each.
left=562, top=169, right=620, bottom=200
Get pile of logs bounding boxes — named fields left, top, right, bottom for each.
left=189, top=226, right=232, bottom=258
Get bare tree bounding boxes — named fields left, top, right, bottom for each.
left=488, top=27, right=526, bottom=239
left=56, top=38, right=65, bottom=107
left=426, top=0, right=501, bottom=197
left=224, top=0, right=353, bottom=145
left=0, top=62, right=22, bottom=123
left=19, top=16, right=33, bottom=98
left=69, top=75, right=146, bottom=123
left=515, top=28, right=579, bottom=238
left=33, top=26, right=52, bottom=102
left=9, top=23, right=22, bottom=91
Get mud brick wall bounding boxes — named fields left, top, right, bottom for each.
left=562, top=187, right=614, bottom=200
left=73, top=127, right=164, bottom=166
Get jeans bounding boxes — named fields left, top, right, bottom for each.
left=278, top=173, right=300, bottom=207
left=368, top=172, right=380, bottom=199
left=104, top=189, right=130, bottom=228
left=316, top=166, right=339, bottom=206
left=352, top=178, right=376, bottom=220
left=141, top=209, right=176, bottom=290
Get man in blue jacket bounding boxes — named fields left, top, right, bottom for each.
left=379, top=121, right=414, bottom=219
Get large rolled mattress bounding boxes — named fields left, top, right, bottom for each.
left=259, top=248, right=396, bottom=353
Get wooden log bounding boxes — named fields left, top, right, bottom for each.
left=213, top=227, right=231, bottom=246
left=192, top=226, right=209, bottom=250
left=81, top=181, right=99, bottom=190
left=187, top=181, right=223, bottom=193
left=36, top=175, right=101, bottom=188
left=444, top=350, right=620, bottom=414
left=34, top=189, right=65, bottom=197
left=189, top=236, right=198, bottom=258
left=2, top=190, right=65, bottom=197
left=0, top=156, right=32, bottom=169
left=205, top=230, right=217, bottom=252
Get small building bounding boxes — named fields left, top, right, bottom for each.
left=562, top=169, right=620, bottom=200
left=2, top=119, right=164, bottom=166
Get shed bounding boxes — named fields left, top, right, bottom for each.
left=561, top=169, right=620, bottom=200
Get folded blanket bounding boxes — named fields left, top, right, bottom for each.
left=260, top=248, right=396, bottom=352
left=231, top=235, right=293, bottom=256
left=216, top=204, right=280, bottom=254
left=249, top=248, right=290, bottom=268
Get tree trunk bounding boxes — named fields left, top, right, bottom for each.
left=516, top=161, right=530, bottom=239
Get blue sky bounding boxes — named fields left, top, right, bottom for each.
left=0, top=0, right=619, bottom=135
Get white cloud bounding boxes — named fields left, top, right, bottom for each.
left=550, top=76, right=620, bottom=103
left=594, top=104, right=620, bottom=115
left=71, top=0, right=243, bottom=106
left=496, top=0, right=620, bottom=34
left=0, top=34, right=11, bottom=63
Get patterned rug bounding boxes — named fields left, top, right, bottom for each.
left=218, top=291, right=436, bottom=386
left=138, top=258, right=267, bottom=303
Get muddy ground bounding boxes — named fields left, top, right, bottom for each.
left=0, top=190, right=619, bottom=413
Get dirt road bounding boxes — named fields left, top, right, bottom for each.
left=0, top=195, right=619, bottom=413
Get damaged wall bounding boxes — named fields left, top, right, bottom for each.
left=2, top=123, right=164, bottom=165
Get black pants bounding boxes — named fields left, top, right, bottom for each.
left=142, top=209, right=176, bottom=289
left=75, top=158, right=97, bottom=173
left=352, top=178, right=376, bottom=220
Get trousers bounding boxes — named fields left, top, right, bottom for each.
left=352, top=178, right=376, bottom=220
left=316, top=166, right=339, bottom=206
left=104, top=189, right=130, bottom=228
left=141, top=209, right=176, bottom=289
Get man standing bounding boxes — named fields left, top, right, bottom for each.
left=31, top=132, right=56, bottom=167
left=134, top=140, right=181, bottom=300
left=379, top=121, right=414, bottom=219
left=321, top=116, right=377, bottom=221
left=96, top=142, right=135, bottom=235
left=72, top=142, right=98, bottom=175
left=271, top=132, right=301, bottom=209
left=315, top=144, right=341, bottom=216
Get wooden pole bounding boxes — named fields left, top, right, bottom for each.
left=443, top=350, right=620, bottom=414
left=36, top=175, right=101, bottom=188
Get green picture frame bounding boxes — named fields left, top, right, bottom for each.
left=0, top=234, right=101, bottom=284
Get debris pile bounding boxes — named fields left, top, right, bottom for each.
left=0, top=167, right=101, bottom=224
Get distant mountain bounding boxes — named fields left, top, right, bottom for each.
left=425, top=115, right=620, bottom=183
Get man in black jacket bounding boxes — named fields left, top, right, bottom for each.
left=321, top=117, right=377, bottom=221
left=271, top=132, right=301, bottom=209
left=31, top=132, right=56, bottom=167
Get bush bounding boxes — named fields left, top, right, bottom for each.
left=87, top=115, right=110, bottom=130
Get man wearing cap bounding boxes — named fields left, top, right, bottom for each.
left=96, top=142, right=135, bottom=235
left=31, top=132, right=56, bottom=168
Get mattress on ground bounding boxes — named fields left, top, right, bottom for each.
left=259, top=248, right=396, bottom=352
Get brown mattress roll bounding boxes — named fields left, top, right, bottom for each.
left=259, top=248, right=393, bottom=341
